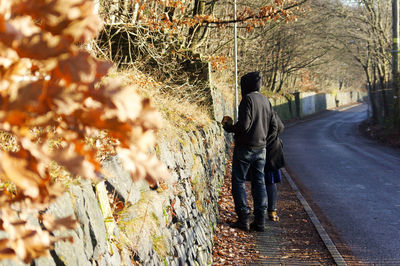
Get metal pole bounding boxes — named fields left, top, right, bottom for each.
left=392, top=0, right=400, bottom=129
left=234, top=0, right=239, bottom=122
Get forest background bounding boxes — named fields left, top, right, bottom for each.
left=0, top=0, right=397, bottom=263
left=95, top=0, right=396, bottom=126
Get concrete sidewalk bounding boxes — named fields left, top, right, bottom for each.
left=249, top=173, right=324, bottom=265
left=249, top=169, right=341, bottom=266
left=252, top=222, right=323, bottom=265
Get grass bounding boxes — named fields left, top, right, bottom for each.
left=106, top=67, right=213, bottom=138
left=0, top=180, right=17, bottom=195
left=151, top=234, right=167, bottom=259
left=0, top=132, right=18, bottom=193
left=117, top=187, right=173, bottom=259
left=0, top=131, right=18, bottom=152
left=190, top=156, right=208, bottom=214
left=48, top=160, right=82, bottom=188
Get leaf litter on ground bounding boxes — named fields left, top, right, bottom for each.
left=212, top=153, right=336, bottom=265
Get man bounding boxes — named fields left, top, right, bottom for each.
left=222, top=71, right=278, bottom=232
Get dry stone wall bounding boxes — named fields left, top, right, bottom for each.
left=1, top=122, right=232, bottom=266
left=0, top=80, right=233, bottom=266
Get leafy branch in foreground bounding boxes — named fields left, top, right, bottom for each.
left=0, top=0, right=168, bottom=262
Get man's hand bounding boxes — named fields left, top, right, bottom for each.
left=221, top=116, right=233, bottom=131
left=221, top=116, right=233, bottom=126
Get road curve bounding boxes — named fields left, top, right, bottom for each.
left=281, top=104, right=400, bottom=264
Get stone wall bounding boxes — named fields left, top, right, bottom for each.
left=1, top=123, right=232, bottom=266
left=0, top=84, right=233, bottom=266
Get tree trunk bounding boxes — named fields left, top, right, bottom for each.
left=187, top=0, right=212, bottom=51
left=364, top=65, right=379, bottom=123
left=377, top=63, right=389, bottom=119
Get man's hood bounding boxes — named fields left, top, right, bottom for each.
left=240, top=71, right=262, bottom=96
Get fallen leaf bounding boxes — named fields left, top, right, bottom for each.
left=41, top=214, right=78, bottom=231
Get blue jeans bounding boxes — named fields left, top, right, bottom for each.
left=266, top=183, right=277, bottom=212
left=231, top=146, right=267, bottom=217
left=265, top=169, right=281, bottom=211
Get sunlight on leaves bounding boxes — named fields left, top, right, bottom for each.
left=0, top=0, right=168, bottom=262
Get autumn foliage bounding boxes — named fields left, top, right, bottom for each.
left=95, top=0, right=306, bottom=89
left=0, top=0, right=167, bottom=262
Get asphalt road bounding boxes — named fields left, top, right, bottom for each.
left=281, top=104, right=400, bottom=265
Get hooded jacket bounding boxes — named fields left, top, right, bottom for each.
left=224, top=72, right=278, bottom=148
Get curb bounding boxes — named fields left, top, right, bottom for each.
left=281, top=168, right=348, bottom=266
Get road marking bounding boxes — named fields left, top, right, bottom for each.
left=282, top=168, right=348, bottom=266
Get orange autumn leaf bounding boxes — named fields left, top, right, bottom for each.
left=53, top=51, right=97, bottom=85
left=0, top=110, right=30, bottom=126
left=0, top=0, right=169, bottom=263
left=5, top=80, right=47, bottom=114
left=0, top=151, right=42, bottom=198
left=62, top=2, right=104, bottom=43
left=40, top=214, right=78, bottom=231
left=13, top=0, right=103, bottom=43
left=0, top=248, right=16, bottom=260
left=16, top=33, right=69, bottom=60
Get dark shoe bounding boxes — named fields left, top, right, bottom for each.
left=268, top=211, right=279, bottom=222
left=230, top=212, right=250, bottom=231
left=250, top=221, right=265, bottom=232
left=250, top=215, right=265, bottom=232
left=231, top=220, right=250, bottom=231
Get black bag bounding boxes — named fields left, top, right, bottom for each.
left=266, top=137, right=285, bottom=172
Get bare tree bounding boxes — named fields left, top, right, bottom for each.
left=330, top=0, right=392, bottom=122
